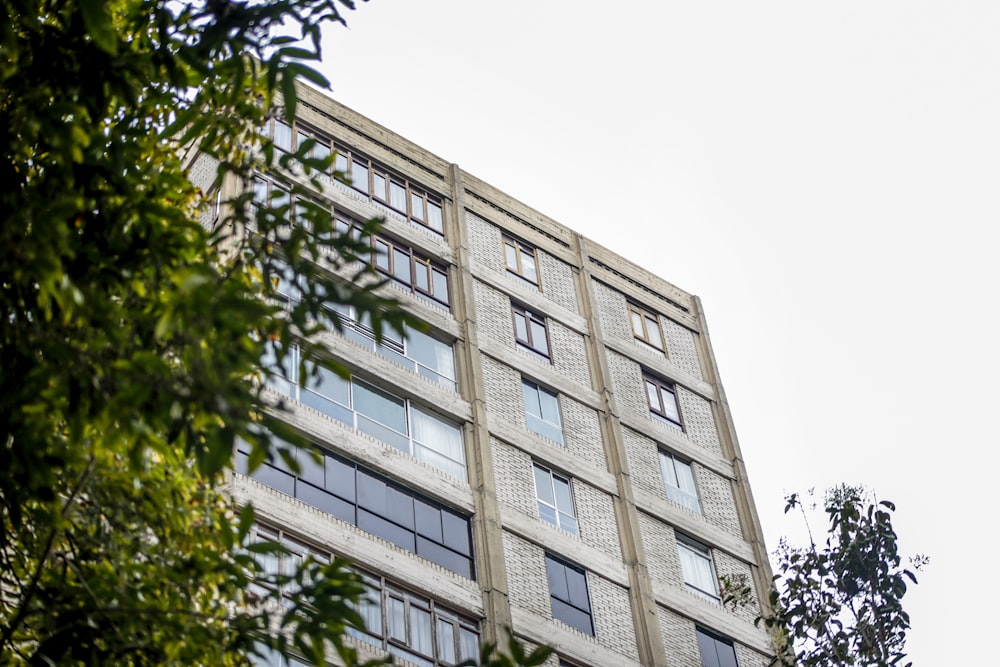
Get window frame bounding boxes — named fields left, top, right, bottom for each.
left=502, top=234, right=539, bottom=285
left=512, top=304, right=551, bottom=360
left=521, top=378, right=564, bottom=445
left=533, top=464, right=579, bottom=535
left=628, top=302, right=664, bottom=351
left=644, top=374, right=682, bottom=429
left=238, top=448, right=475, bottom=578
left=696, top=627, right=739, bottom=667
left=544, top=554, right=594, bottom=636
left=260, top=343, right=465, bottom=479
left=658, top=451, right=701, bottom=514
left=677, top=536, right=720, bottom=602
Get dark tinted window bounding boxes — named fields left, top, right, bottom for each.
left=545, top=554, right=593, bottom=636
left=237, top=440, right=474, bottom=578
left=697, top=627, right=739, bottom=667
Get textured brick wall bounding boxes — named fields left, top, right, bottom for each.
left=465, top=211, right=505, bottom=273
left=663, top=320, right=704, bottom=381
left=492, top=439, right=539, bottom=518
left=696, top=469, right=743, bottom=538
left=588, top=575, right=640, bottom=661
left=536, top=250, right=579, bottom=314
left=621, top=426, right=667, bottom=497
left=502, top=531, right=553, bottom=619
left=574, top=482, right=622, bottom=561
left=659, top=607, right=704, bottom=667
left=592, top=280, right=632, bottom=341
left=473, top=280, right=517, bottom=348
left=548, top=320, right=591, bottom=389
left=606, top=350, right=649, bottom=416
left=638, top=512, right=683, bottom=594
left=677, top=387, right=722, bottom=457
left=480, top=356, right=528, bottom=431
left=561, top=396, right=607, bottom=471
left=713, top=551, right=762, bottom=625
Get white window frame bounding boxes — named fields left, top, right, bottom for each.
left=677, top=537, right=720, bottom=602
left=522, top=378, right=564, bottom=445
left=659, top=451, right=701, bottom=514
left=533, top=464, right=579, bottom=535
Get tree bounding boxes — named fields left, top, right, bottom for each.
left=753, top=486, right=927, bottom=667
left=0, top=2, right=551, bottom=666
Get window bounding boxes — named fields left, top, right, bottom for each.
left=252, top=173, right=332, bottom=238
left=512, top=305, right=550, bottom=359
left=349, top=573, right=480, bottom=667
left=503, top=235, right=538, bottom=285
left=261, top=344, right=465, bottom=479
left=545, top=554, right=593, bottom=636
left=659, top=452, right=700, bottom=513
left=644, top=374, right=682, bottom=429
left=697, top=627, right=739, bottom=667
left=533, top=465, right=578, bottom=535
left=248, top=525, right=479, bottom=667
left=237, top=447, right=475, bottom=578
left=371, top=234, right=450, bottom=308
left=333, top=143, right=444, bottom=235
left=522, top=379, right=564, bottom=444
left=678, top=537, right=719, bottom=602
left=628, top=303, right=664, bottom=351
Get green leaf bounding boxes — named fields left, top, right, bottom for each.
left=79, top=0, right=119, bottom=55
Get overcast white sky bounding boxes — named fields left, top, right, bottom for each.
left=316, top=2, right=1000, bottom=663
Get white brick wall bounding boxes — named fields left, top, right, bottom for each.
left=677, top=387, right=723, bottom=457
left=659, top=607, right=704, bottom=667
left=492, top=439, right=538, bottom=518
left=713, top=551, right=762, bottom=625
left=606, top=350, right=649, bottom=416
left=696, top=468, right=743, bottom=539
left=466, top=210, right=506, bottom=273
left=561, top=396, right=607, bottom=471
left=480, top=356, right=528, bottom=432
left=638, top=512, right=684, bottom=595
left=473, top=280, right=517, bottom=348
left=664, top=319, right=704, bottom=381
left=574, top=482, right=622, bottom=561
left=592, top=280, right=632, bottom=341
left=548, top=320, right=591, bottom=389
left=536, top=250, right=579, bottom=314
left=589, top=575, right=640, bottom=661
left=503, top=531, right=554, bottom=619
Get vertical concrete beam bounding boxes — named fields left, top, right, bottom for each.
left=447, top=163, right=514, bottom=645
left=575, top=236, right=667, bottom=667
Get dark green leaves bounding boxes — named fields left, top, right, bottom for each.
left=79, top=0, right=119, bottom=55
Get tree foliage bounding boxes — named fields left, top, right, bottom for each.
left=0, top=2, right=550, bottom=666
left=759, top=486, right=926, bottom=667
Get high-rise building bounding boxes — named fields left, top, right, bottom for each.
left=222, top=83, right=776, bottom=667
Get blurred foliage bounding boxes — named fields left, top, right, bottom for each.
left=0, top=1, right=541, bottom=665
left=760, top=486, right=927, bottom=667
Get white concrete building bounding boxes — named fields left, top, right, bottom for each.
left=227, top=83, right=775, bottom=667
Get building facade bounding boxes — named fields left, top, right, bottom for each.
left=218, top=83, right=775, bottom=667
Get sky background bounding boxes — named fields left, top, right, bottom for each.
left=315, top=2, right=1000, bottom=663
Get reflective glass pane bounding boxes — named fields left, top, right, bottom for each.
left=504, top=243, right=518, bottom=271
left=630, top=310, right=645, bottom=337
left=427, top=201, right=442, bottom=232
left=432, top=269, right=448, bottom=303
left=534, top=466, right=554, bottom=505
left=393, top=248, right=410, bottom=284
left=646, top=315, right=663, bottom=348
left=352, top=161, right=369, bottom=192
left=390, top=181, right=407, bottom=212
left=373, top=173, right=387, bottom=201
left=437, top=619, right=456, bottom=664
left=521, top=251, right=537, bottom=283
left=529, top=320, right=547, bottom=353
left=410, top=192, right=424, bottom=221
left=274, top=120, right=292, bottom=150
left=353, top=381, right=407, bottom=434
left=414, top=261, right=430, bottom=292
left=388, top=597, right=406, bottom=642
left=409, top=606, right=432, bottom=656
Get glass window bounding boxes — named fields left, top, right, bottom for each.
left=273, top=119, right=293, bottom=151
left=522, top=379, right=564, bottom=444
left=645, top=374, right=682, bottom=429
left=512, top=305, right=550, bottom=359
left=533, top=465, right=578, bottom=535
left=697, top=628, right=739, bottom=667
left=545, top=554, right=593, bottom=636
left=678, top=538, right=719, bottom=601
left=502, top=235, right=539, bottom=285
left=628, top=304, right=664, bottom=350
left=242, top=451, right=474, bottom=578
left=659, top=452, right=701, bottom=513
